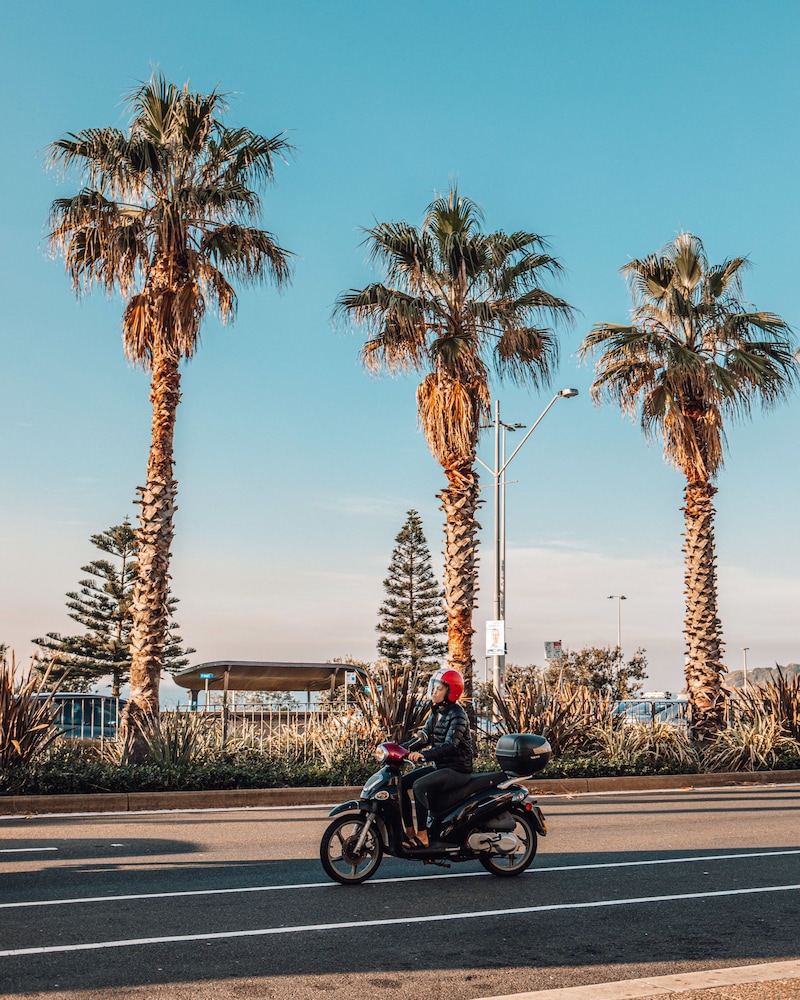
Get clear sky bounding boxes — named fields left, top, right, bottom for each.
left=2, top=0, right=798, bottom=703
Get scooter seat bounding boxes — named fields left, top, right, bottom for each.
left=431, top=770, right=509, bottom=815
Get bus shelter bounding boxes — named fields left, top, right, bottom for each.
left=173, top=661, right=366, bottom=746
left=173, top=660, right=364, bottom=708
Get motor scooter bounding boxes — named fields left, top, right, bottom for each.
left=319, top=732, right=551, bottom=884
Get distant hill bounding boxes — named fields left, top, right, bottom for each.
left=725, top=663, right=800, bottom=688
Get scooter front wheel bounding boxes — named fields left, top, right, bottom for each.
left=479, top=809, right=537, bottom=877
left=320, top=814, right=383, bottom=885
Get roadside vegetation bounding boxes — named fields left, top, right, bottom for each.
left=2, top=656, right=798, bottom=797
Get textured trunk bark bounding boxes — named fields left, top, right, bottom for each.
left=121, top=351, right=181, bottom=762
left=439, top=459, right=481, bottom=702
left=682, top=479, right=726, bottom=743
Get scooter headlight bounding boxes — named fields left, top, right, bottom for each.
left=374, top=745, right=389, bottom=765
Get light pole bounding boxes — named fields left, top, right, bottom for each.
left=477, top=388, right=579, bottom=707
left=607, top=595, right=627, bottom=653
left=742, top=647, right=749, bottom=689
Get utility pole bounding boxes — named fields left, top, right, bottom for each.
left=477, top=389, right=579, bottom=710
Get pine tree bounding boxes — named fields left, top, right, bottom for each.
left=33, top=521, right=193, bottom=695
left=376, top=510, right=447, bottom=675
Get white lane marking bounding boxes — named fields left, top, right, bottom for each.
left=0, top=848, right=58, bottom=854
left=534, top=847, right=800, bottom=873
left=1, top=848, right=799, bottom=910
left=2, top=882, right=799, bottom=958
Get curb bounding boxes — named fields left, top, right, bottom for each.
left=522, top=767, right=800, bottom=795
left=1, top=769, right=798, bottom=816
left=0, top=785, right=363, bottom=816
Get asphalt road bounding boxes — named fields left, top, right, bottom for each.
left=1, top=784, right=799, bottom=1000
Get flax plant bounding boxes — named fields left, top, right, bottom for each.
left=352, top=661, right=428, bottom=743
left=0, top=652, right=63, bottom=767
left=492, top=677, right=615, bottom=757
left=736, top=668, right=800, bottom=742
left=702, top=711, right=796, bottom=772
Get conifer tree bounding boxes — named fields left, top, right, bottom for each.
left=33, top=521, right=193, bottom=695
left=376, top=511, right=446, bottom=674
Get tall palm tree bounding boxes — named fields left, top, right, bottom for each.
left=48, top=74, right=292, bottom=759
left=336, top=187, right=573, bottom=699
left=580, top=233, right=797, bottom=741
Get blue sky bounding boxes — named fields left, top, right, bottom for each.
left=2, top=0, right=799, bottom=702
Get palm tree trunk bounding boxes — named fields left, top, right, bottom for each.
left=682, top=479, right=726, bottom=743
left=121, top=351, right=181, bottom=761
left=439, top=461, right=481, bottom=701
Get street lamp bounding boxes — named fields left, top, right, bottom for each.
left=607, top=595, right=627, bottom=653
left=742, top=647, right=749, bottom=689
left=477, top=388, right=579, bottom=707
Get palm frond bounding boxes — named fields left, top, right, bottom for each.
left=201, top=225, right=291, bottom=284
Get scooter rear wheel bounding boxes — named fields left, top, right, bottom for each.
left=320, top=814, right=383, bottom=884
left=479, top=810, right=537, bottom=877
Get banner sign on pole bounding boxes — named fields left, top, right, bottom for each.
left=486, top=620, right=505, bottom=657
left=544, top=640, right=563, bottom=661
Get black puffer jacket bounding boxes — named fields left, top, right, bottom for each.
left=419, top=700, right=473, bottom=773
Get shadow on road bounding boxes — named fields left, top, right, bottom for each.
left=2, top=844, right=799, bottom=996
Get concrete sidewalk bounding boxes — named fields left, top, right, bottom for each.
left=1, top=768, right=799, bottom=816
left=476, top=960, right=800, bottom=999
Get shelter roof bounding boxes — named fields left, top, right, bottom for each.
left=172, top=661, right=364, bottom=693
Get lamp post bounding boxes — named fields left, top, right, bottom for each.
left=607, top=594, right=627, bottom=653
left=477, top=388, right=579, bottom=708
left=742, top=647, right=749, bottom=689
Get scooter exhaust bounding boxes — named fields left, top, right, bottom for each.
left=467, top=831, right=519, bottom=853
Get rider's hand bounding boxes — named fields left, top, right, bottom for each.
left=408, top=751, right=424, bottom=763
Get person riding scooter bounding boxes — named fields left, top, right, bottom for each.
left=402, top=667, right=474, bottom=848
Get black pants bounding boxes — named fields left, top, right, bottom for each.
left=400, top=766, right=473, bottom=831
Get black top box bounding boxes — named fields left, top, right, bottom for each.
left=495, top=733, right=552, bottom=775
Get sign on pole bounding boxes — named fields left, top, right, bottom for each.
left=486, top=620, right=505, bottom=657
left=544, top=640, right=563, bottom=661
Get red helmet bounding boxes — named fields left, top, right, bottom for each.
left=427, top=667, right=464, bottom=703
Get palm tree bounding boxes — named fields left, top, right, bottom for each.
left=336, top=187, right=574, bottom=699
left=48, top=74, right=292, bottom=759
left=580, top=233, right=798, bottom=742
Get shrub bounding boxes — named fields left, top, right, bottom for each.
left=702, top=712, right=797, bottom=772
left=0, top=651, right=63, bottom=767
left=492, top=676, right=614, bottom=756
left=584, top=723, right=645, bottom=770
left=351, top=662, right=428, bottom=743
left=625, top=721, right=699, bottom=771
left=735, top=668, right=800, bottom=742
